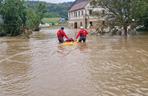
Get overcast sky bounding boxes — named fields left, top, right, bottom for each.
left=34, top=0, right=75, bottom=3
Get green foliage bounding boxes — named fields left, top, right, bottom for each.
left=92, top=0, right=148, bottom=35
left=47, top=2, right=72, bottom=19
left=26, top=8, right=38, bottom=29
left=0, top=0, right=48, bottom=36
left=137, top=0, right=148, bottom=29
left=1, top=0, right=26, bottom=36
left=42, top=18, right=60, bottom=24
left=44, top=12, right=60, bottom=18
left=0, top=0, right=72, bottom=36
left=26, top=2, right=48, bottom=30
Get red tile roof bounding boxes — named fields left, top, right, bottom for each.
left=69, top=0, right=89, bottom=12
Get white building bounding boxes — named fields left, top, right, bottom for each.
left=68, top=0, right=105, bottom=29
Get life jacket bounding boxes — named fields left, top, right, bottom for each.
left=79, top=29, right=88, bottom=37
left=57, top=30, right=68, bottom=39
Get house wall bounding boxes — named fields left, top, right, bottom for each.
left=68, top=9, right=86, bottom=29
left=68, top=2, right=103, bottom=29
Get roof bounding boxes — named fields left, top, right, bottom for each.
left=69, top=0, right=89, bottom=12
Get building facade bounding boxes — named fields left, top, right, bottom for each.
left=68, top=0, right=105, bottom=29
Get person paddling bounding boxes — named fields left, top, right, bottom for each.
left=57, top=27, right=69, bottom=43
left=76, top=26, right=88, bottom=43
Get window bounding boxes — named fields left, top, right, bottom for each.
left=78, top=11, right=80, bottom=16
left=81, top=10, right=83, bottom=16
left=76, top=11, right=78, bottom=17
left=74, top=12, right=77, bottom=17
left=89, top=10, right=93, bottom=15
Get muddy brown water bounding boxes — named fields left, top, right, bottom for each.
left=0, top=28, right=148, bottom=96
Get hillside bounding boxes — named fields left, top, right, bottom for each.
left=46, top=2, right=73, bottom=19
left=27, top=1, right=73, bottom=19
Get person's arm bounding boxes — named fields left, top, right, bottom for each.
left=86, top=30, right=88, bottom=35
left=63, top=31, right=69, bottom=39
left=76, top=31, right=80, bottom=39
left=85, top=30, right=88, bottom=35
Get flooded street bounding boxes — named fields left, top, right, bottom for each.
left=0, top=27, right=148, bottom=96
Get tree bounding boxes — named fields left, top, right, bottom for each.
left=25, top=8, right=38, bottom=30
left=92, top=0, right=146, bottom=36
left=0, top=0, right=48, bottom=36
left=1, top=0, right=27, bottom=36
left=30, top=2, right=48, bottom=30
left=0, top=0, right=3, bottom=32
left=136, top=0, right=148, bottom=30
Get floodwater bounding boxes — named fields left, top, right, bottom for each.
left=0, top=27, right=148, bottom=96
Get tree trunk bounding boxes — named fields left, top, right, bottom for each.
left=124, top=25, right=128, bottom=36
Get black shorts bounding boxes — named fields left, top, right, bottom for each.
left=79, top=37, right=86, bottom=43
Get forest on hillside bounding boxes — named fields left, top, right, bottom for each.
left=27, top=1, right=73, bottom=19
left=46, top=2, right=73, bottom=19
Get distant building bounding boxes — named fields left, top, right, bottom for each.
left=68, top=0, right=106, bottom=29
left=59, top=18, right=66, bottom=23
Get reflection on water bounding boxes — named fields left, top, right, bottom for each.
left=0, top=28, right=148, bottom=96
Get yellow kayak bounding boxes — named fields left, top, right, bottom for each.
left=62, top=41, right=78, bottom=46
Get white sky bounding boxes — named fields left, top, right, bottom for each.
left=33, top=0, right=75, bottom=3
